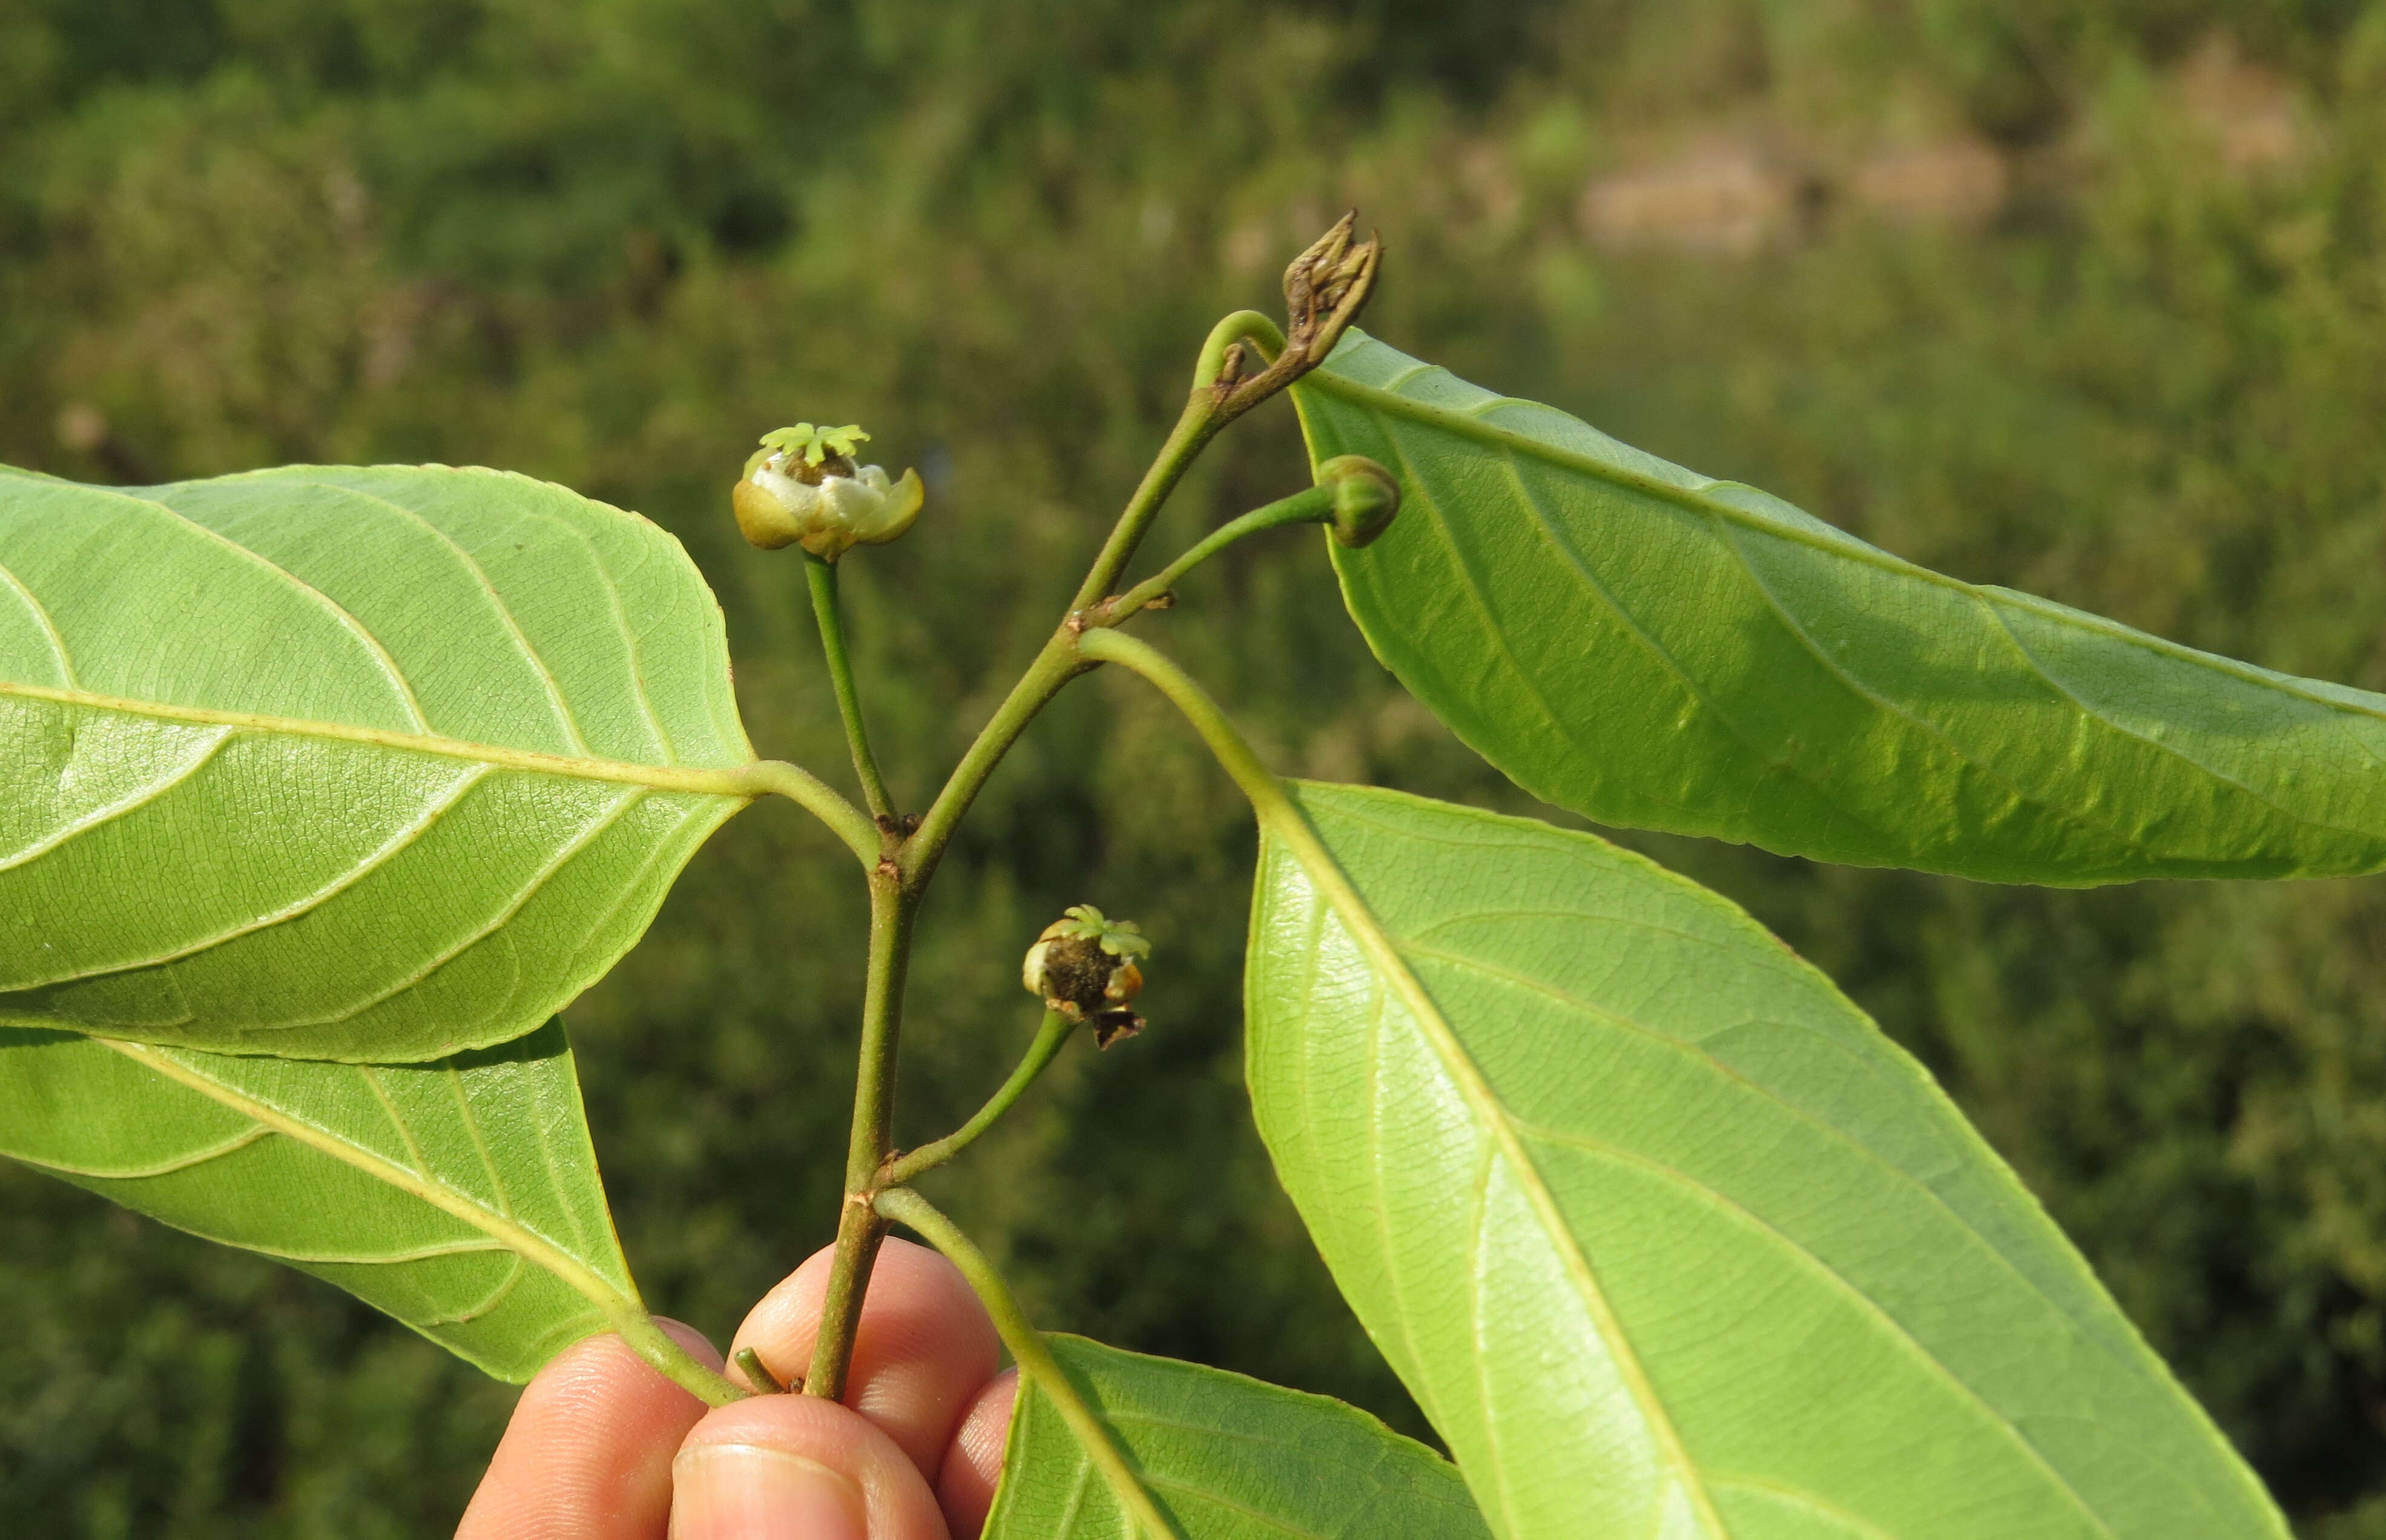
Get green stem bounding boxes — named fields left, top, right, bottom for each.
left=1109, top=484, right=1335, bottom=618
left=901, top=630, right=1089, bottom=893
left=805, top=553, right=895, bottom=823
left=882, top=1009, right=1076, bottom=1187
left=740, top=759, right=880, bottom=869
left=805, top=869, right=915, bottom=1400
left=906, top=307, right=1299, bottom=887
left=1069, top=391, right=1222, bottom=614
left=808, top=312, right=1299, bottom=1395
left=613, top=1308, right=750, bottom=1407
left=874, top=1188, right=1184, bottom=1540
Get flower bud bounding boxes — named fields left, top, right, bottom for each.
left=1316, top=455, right=1401, bottom=547
left=731, top=423, right=924, bottom=561
left=1021, top=904, right=1151, bottom=1047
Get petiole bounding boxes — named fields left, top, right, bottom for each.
left=875, top=1187, right=1184, bottom=1539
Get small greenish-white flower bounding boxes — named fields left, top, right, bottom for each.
left=731, top=422, right=924, bottom=561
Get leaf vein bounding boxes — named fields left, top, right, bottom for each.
left=13, top=1122, right=271, bottom=1179
left=7, top=763, right=489, bottom=992
left=281, top=479, right=594, bottom=755
left=0, top=556, right=75, bottom=684
left=1514, top=1119, right=2121, bottom=1538
left=0, top=722, right=233, bottom=875
left=137, top=487, right=433, bottom=730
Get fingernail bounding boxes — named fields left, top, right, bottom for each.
left=671, top=1445, right=866, bottom=1540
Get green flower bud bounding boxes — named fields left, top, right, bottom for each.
left=1316, top=455, right=1401, bottom=547
left=1021, top=904, right=1151, bottom=1047
left=731, top=423, right=924, bottom=561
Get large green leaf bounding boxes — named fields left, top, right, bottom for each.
left=1245, top=781, right=2286, bottom=1540
left=987, top=1334, right=1489, bottom=1540
left=1294, top=332, right=2386, bottom=884
left=0, top=463, right=757, bottom=1061
left=0, top=1018, right=635, bottom=1381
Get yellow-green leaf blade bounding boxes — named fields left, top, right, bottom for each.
left=0, top=1018, right=634, bottom=1382
left=987, top=1334, right=1490, bottom=1540
left=1294, top=332, right=2386, bottom=884
left=1245, top=781, right=2288, bottom=1539
left=0, top=463, right=754, bottom=1061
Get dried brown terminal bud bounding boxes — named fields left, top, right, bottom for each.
left=1205, top=212, right=1385, bottom=431
left=1281, top=211, right=1383, bottom=370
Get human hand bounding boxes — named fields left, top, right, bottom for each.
left=456, top=1239, right=1018, bottom=1539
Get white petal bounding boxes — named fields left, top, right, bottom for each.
left=751, top=467, right=822, bottom=518
left=818, top=474, right=885, bottom=523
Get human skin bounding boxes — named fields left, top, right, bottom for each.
left=456, top=1239, right=1019, bottom=1540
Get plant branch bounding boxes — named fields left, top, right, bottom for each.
left=903, top=380, right=1290, bottom=887
left=908, top=216, right=1382, bottom=887
left=1070, top=211, right=1377, bottom=613
left=882, top=1007, right=1076, bottom=1187
left=1067, top=392, right=1227, bottom=615
left=874, top=1187, right=1185, bottom=1540
left=739, top=760, right=880, bottom=868
left=814, top=225, right=1387, bottom=1392
left=805, top=869, right=916, bottom=1399
left=804, top=553, right=895, bottom=823
left=901, top=632, right=1091, bottom=893
left=611, top=1308, right=750, bottom=1407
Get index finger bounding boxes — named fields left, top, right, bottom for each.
left=728, top=1237, right=1003, bottom=1484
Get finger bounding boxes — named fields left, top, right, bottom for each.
left=673, top=1393, right=949, bottom=1540
left=936, top=1369, right=1018, bottom=1539
left=457, top=1320, right=720, bottom=1540
left=728, top=1237, right=1001, bottom=1482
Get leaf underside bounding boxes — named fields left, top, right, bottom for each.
left=1296, top=331, right=2386, bottom=885
left=0, top=1017, right=633, bottom=1381
left=1245, top=782, right=2287, bottom=1540
left=987, top=1334, right=1491, bottom=1540
left=0, top=464, right=753, bottom=1061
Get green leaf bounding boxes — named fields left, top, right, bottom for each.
left=1245, top=781, right=2287, bottom=1540
left=0, top=1018, right=635, bottom=1381
left=1294, top=331, right=2386, bottom=884
left=987, top=1334, right=1489, bottom=1540
left=0, top=463, right=757, bottom=1061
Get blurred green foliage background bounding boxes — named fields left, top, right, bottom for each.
left=3, top=0, right=2385, bottom=1533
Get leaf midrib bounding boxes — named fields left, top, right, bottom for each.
left=0, top=680, right=762, bottom=799
left=1260, top=811, right=1731, bottom=1538
left=1302, top=366, right=2386, bottom=728
left=98, top=1038, right=642, bottom=1326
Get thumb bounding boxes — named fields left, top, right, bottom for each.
left=672, top=1393, right=951, bottom=1540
